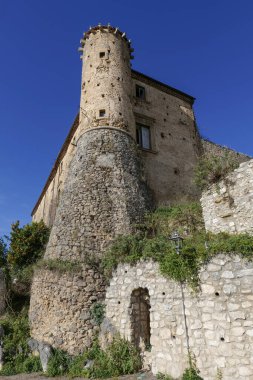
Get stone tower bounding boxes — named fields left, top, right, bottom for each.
left=29, top=25, right=151, bottom=354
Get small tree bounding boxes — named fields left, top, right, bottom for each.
left=7, top=221, right=50, bottom=269
left=0, top=237, right=7, bottom=267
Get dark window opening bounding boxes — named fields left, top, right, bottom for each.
left=136, top=124, right=151, bottom=150
left=136, top=85, right=146, bottom=100
left=99, top=109, right=106, bottom=117
left=99, top=52, right=105, bottom=58
left=130, top=288, right=151, bottom=351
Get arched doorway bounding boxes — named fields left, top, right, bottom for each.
left=130, top=288, right=151, bottom=351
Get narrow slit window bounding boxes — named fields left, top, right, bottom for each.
left=136, top=124, right=151, bottom=150
left=136, top=85, right=146, bottom=100
left=99, top=109, right=106, bottom=117
left=99, top=52, right=105, bottom=58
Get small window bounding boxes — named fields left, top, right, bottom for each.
left=99, top=52, right=105, bottom=58
left=136, top=124, right=151, bottom=150
left=136, top=85, right=146, bottom=100
left=99, top=109, right=106, bottom=117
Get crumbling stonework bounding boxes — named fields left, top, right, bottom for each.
left=29, top=265, right=105, bottom=355
left=103, top=256, right=253, bottom=380
left=201, top=159, right=253, bottom=234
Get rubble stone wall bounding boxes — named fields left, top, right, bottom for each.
left=104, top=255, right=253, bottom=380
left=201, top=159, right=253, bottom=234
left=29, top=265, right=106, bottom=355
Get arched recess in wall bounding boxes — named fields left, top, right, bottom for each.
left=130, top=287, right=151, bottom=351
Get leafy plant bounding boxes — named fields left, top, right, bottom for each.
left=194, top=152, right=240, bottom=190
left=7, top=220, right=50, bottom=268
left=6, top=221, right=50, bottom=293
left=46, top=348, right=71, bottom=377
left=90, top=336, right=142, bottom=378
left=0, top=307, right=42, bottom=375
left=102, top=202, right=253, bottom=289
left=90, top=302, right=105, bottom=325
left=182, top=367, right=203, bottom=380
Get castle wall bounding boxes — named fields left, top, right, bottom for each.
left=30, top=26, right=151, bottom=353
left=201, top=159, right=253, bottom=234
left=132, top=77, right=201, bottom=205
left=104, top=256, right=253, bottom=380
left=201, top=139, right=250, bottom=164
left=32, top=116, right=80, bottom=226
left=32, top=73, right=201, bottom=226
left=29, top=264, right=106, bottom=355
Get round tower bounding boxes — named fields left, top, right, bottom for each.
left=79, top=24, right=135, bottom=136
left=29, top=25, right=151, bottom=355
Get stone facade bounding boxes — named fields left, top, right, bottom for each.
left=103, top=256, right=253, bottom=380
left=201, top=159, right=253, bottom=234
left=29, top=25, right=151, bottom=352
left=32, top=26, right=201, bottom=226
left=201, top=139, right=251, bottom=164
left=29, top=265, right=105, bottom=355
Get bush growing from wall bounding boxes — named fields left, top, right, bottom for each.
left=102, top=202, right=253, bottom=289
left=194, top=152, right=240, bottom=190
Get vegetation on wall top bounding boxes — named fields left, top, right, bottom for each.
left=194, top=152, right=240, bottom=190
left=102, top=202, right=253, bottom=289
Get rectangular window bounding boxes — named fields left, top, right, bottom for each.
left=99, top=109, right=106, bottom=117
left=99, top=52, right=105, bottom=58
left=136, top=85, right=146, bottom=100
left=136, top=124, right=151, bottom=150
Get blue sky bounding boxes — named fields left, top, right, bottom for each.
left=0, top=0, right=253, bottom=236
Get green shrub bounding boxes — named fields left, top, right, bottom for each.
left=90, top=336, right=142, bottom=378
left=0, top=308, right=42, bottom=375
left=90, top=302, right=105, bottom=325
left=46, top=348, right=72, bottom=377
left=102, top=202, right=253, bottom=289
left=0, top=308, right=30, bottom=365
left=182, top=367, right=203, bottom=380
left=7, top=220, right=50, bottom=268
left=194, top=152, right=240, bottom=190
left=67, top=353, right=89, bottom=378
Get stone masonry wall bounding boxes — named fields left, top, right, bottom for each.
left=43, top=129, right=150, bottom=262
left=104, top=256, right=253, bottom=380
left=29, top=128, right=151, bottom=351
left=201, top=159, right=253, bottom=234
left=29, top=265, right=105, bottom=355
left=201, top=139, right=251, bottom=164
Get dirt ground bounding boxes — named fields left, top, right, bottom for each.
left=0, top=371, right=156, bottom=380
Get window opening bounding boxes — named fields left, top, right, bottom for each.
left=136, top=123, right=151, bottom=150
left=99, top=52, right=105, bottom=58
left=99, top=109, right=106, bottom=117
left=130, top=288, right=151, bottom=351
left=136, top=85, right=146, bottom=100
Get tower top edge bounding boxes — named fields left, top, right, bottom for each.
left=82, top=24, right=132, bottom=45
